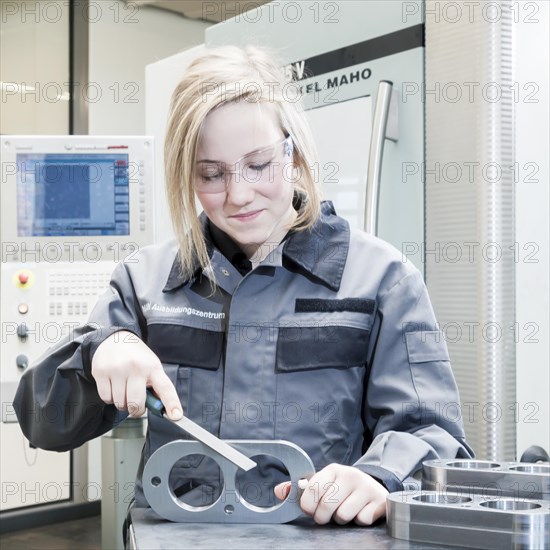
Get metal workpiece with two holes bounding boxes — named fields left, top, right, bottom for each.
left=387, top=491, right=550, bottom=550
left=422, top=459, right=550, bottom=501
left=142, top=440, right=315, bottom=523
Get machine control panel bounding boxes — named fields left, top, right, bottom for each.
left=0, top=136, right=155, bottom=511
left=1, top=136, right=154, bottom=261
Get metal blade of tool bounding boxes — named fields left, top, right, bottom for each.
left=145, top=389, right=257, bottom=472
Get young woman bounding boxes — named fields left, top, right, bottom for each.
left=14, top=45, right=473, bottom=527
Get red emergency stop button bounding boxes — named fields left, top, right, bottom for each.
left=13, top=270, right=34, bottom=288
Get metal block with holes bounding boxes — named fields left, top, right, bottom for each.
left=387, top=490, right=550, bottom=549
left=142, top=440, right=315, bottom=523
left=422, top=459, right=550, bottom=501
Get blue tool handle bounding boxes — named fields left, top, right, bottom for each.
left=145, top=389, right=165, bottom=417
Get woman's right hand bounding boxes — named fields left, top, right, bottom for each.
left=91, top=330, right=183, bottom=420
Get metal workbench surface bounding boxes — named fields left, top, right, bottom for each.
left=129, top=508, right=454, bottom=550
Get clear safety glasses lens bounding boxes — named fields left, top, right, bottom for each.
left=195, top=135, right=293, bottom=194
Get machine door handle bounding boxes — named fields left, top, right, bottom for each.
left=365, top=81, right=398, bottom=235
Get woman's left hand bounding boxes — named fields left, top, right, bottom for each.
left=274, top=463, right=389, bottom=525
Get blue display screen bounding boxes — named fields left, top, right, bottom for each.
left=17, top=153, right=130, bottom=236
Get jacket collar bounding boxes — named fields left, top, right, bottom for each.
left=163, top=201, right=350, bottom=292
left=282, top=201, right=349, bottom=290
left=163, top=212, right=212, bottom=292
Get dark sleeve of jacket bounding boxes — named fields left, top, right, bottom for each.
left=13, top=261, right=144, bottom=452
left=353, top=268, right=475, bottom=492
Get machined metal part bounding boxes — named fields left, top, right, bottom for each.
left=423, top=459, right=550, bottom=501
left=143, top=440, right=315, bottom=523
left=387, top=490, right=550, bottom=549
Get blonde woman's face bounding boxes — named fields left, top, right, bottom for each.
left=195, top=101, right=296, bottom=261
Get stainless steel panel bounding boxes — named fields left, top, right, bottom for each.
left=425, top=0, right=516, bottom=460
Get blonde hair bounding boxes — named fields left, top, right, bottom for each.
left=164, top=44, right=322, bottom=282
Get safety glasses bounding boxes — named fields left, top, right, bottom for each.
left=194, top=135, right=294, bottom=194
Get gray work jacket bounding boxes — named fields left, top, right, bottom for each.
left=14, top=202, right=473, bottom=507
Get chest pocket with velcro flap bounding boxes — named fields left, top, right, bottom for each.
left=276, top=297, right=374, bottom=371
left=147, top=323, right=223, bottom=369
